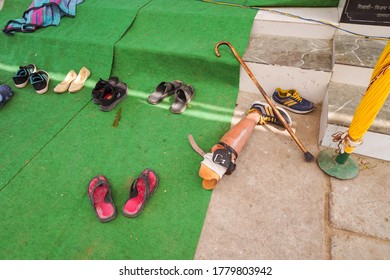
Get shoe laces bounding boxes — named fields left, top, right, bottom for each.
left=290, top=91, right=303, bottom=103
left=248, top=107, right=277, bottom=125
left=258, top=115, right=277, bottom=125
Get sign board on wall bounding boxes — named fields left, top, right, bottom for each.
left=340, top=0, right=390, bottom=26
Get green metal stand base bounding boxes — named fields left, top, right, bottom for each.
left=317, top=150, right=359, bottom=180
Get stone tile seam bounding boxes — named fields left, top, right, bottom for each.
left=324, top=179, right=333, bottom=260
left=330, top=227, right=390, bottom=244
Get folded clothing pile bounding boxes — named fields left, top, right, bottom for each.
left=3, top=0, right=85, bottom=34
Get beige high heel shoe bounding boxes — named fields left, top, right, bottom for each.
left=54, top=70, right=77, bottom=93
left=68, top=67, right=91, bottom=93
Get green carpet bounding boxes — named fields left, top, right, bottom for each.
left=0, top=0, right=151, bottom=188
left=213, top=0, right=339, bottom=7
left=0, top=0, right=256, bottom=259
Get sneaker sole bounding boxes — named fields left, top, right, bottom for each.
left=35, top=83, right=49, bottom=94
left=99, top=89, right=127, bottom=112
left=14, top=81, right=29, bottom=88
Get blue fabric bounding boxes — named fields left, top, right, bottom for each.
left=3, top=0, right=84, bottom=34
left=0, top=85, right=14, bottom=108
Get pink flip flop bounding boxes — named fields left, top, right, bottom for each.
left=122, top=169, right=159, bottom=218
left=88, top=175, right=116, bottom=222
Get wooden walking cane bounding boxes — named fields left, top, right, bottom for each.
left=215, top=41, right=314, bottom=162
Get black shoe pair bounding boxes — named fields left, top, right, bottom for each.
left=148, top=80, right=195, bottom=114
left=92, top=76, right=128, bottom=111
left=12, top=64, right=50, bottom=94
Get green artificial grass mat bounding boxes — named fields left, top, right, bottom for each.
left=0, top=0, right=151, bottom=188
left=109, top=0, right=256, bottom=259
left=247, top=0, right=339, bottom=7
left=208, top=0, right=339, bottom=7
left=0, top=0, right=256, bottom=259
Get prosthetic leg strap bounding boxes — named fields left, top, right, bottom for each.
left=213, top=142, right=237, bottom=175
left=217, top=142, right=238, bottom=159
left=188, top=134, right=206, bottom=157
left=201, top=153, right=227, bottom=179
left=189, top=134, right=237, bottom=175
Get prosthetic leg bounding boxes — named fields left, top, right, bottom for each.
left=189, top=101, right=292, bottom=190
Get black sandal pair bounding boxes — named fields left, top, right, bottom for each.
left=148, top=80, right=195, bottom=114
left=91, top=76, right=128, bottom=111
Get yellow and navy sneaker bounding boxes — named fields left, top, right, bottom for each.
left=249, top=101, right=292, bottom=127
left=271, top=88, right=315, bottom=114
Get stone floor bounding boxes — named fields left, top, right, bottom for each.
left=243, top=34, right=333, bottom=72
left=327, top=82, right=390, bottom=135
left=195, top=90, right=390, bottom=260
left=334, top=35, right=389, bottom=68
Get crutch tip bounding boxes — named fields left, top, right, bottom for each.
left=304, top=151, right=315, bottom=162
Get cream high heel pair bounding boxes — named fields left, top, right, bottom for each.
left=54, top=67, right=91, bottom=93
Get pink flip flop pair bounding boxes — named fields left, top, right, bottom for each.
left=88, top=169, right=158, bottom=222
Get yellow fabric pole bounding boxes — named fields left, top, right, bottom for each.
left=343, top=41, right=390, bottom=154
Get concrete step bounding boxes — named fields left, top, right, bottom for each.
left=244, top=34, right=333, bottom=71
left=242, top=8, right=390, bottom=161
left=319, top=31, right=390, bottom=161
left=320, top=81, right=390, bottom=161
left=326, top=82, right=390, bottom=135
left=240, top=7, right=339, bottom=104
left=240, top=34, right=333, bottom=104
left=320, top=122, right=390, bottom=161
left=251, top=7, right=339, bottom=39
left=331, top=33, right=388, bottom=87
left=334, top=34, right=388, bottom=68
